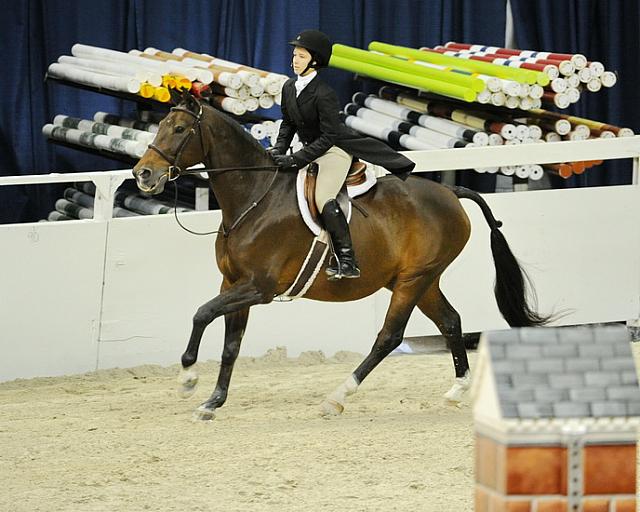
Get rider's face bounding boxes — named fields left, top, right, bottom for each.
left=292, top=47, right=314, bottom=76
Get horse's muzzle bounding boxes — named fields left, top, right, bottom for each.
left=133, top=167, right=168, bottom=195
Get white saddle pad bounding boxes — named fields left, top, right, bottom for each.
left=295, top=165, right=377, bottom=235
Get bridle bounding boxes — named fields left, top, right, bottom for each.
left=145, top=100, right=281, bottom=236
left=147, top=103, right=207, bottom=182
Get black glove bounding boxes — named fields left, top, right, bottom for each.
left=267, top=147, right=281, bottom=157
left=273, top=154, right=298, bottom=170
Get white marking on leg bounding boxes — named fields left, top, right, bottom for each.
left=321, top=374, right=359, bottom=416
left=177, top=366, right=199, bottom=399
left=444, top=370, right=471, bottom=403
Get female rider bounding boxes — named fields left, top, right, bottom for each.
left=271, top=30, right=415, bottom=280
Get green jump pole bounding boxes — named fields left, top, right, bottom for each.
left=332, top=44, right=486, bottom=93
left=329, top=55, right=477, bottom=102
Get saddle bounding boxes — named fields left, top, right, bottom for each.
left=304, top=160, right=369, bottom=226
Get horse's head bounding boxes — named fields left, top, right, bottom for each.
left=133, top=91, right=207, bottom=194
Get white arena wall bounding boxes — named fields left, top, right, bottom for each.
left=1, top=138, right=639, bottom=381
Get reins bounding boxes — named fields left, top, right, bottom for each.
left=171, top=166, right=280, bottom=237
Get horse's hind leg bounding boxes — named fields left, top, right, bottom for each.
left=415, top=281, right=470, bottom=403
left=320, top=275, right=429, bottom=416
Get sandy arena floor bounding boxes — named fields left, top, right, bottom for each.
left=3, top=343, right=639, bottom=512
left=0, top=345, right=479, bottom=512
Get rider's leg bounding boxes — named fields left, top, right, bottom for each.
left=314, top=146, right=360, bottom=280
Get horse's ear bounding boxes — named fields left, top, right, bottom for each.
left=169, top=87, right=183, bottom=106
left=184, top=91, right=200, bottom=112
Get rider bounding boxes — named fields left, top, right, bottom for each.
left=271, top=29, right=415, bottom=280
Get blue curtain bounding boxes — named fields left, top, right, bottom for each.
left=1, top=0, right=507, bottom=223
left=510, top=0, right=638, bottom=187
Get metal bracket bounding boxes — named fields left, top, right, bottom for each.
left=563, top=425, right=586, bottom=512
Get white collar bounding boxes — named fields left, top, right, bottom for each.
left=295, top=71, right=317, bottom=96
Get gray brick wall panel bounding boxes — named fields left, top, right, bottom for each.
left=593, top=326, right=630, bottom=343
left=495, top=374, right=511, bottom=385
left=554, top=402, right=590, bottom=417
left=533, top=387, right=569, bottom=403
left=626, top=402, right=640, bottom=416
left=527, top=359, right=565, bottom=374
left=500, top=403, right=519, bottom=417
left=578, top=344, right=616, bottom=358
left=511, top=373, right=548, bottom=388
left=489, top=344, right=505, bottom=359
left=520, top=328, right=559, bottom=344
left=565, top=358, right=600, bottom=372
left=505, top=345, right=542, bottom=359
left=584, top=371, right=621, bottom=387
left=569, top=388, right=607, bottom=402
left=607, top=386, right=640, bottom=401
left=591, top=402, right=627, bottom=417
left=548, top=373, right=584, bottom=389
left=601, top=358, right=636, bottom=372
left=517, top=402, right=554, bottom=418
left=542, top=344, right=578, bottom=358
left=492, top=360, right=526, bottom=375
left=498, top=387, right=535, bottom=402
left=486, top=330, right=517, bottom=344
left=615, top=343, right=634, bottom=357
left=558, top=327, right=595, bottom=344
left=486, top=326, right=640, bottom=421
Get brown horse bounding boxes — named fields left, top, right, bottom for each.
left=133, top=93, right=548, bottom=421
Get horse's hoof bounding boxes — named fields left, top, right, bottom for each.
left=320, top=399, right=344, bottom=416
left=192, top=404, right=216, bottom=422
left=443, top=372, right=471, bottom=405
left=177, top=368, right=199, bottom=399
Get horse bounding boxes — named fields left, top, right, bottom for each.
left=132, top=92, right=548, bottom=421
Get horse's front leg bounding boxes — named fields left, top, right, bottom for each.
left=192, top=308, right=249, bottom=421
left=177, top=280, right=263, bottom=401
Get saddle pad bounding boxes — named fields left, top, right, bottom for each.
left=296, top=165, right=377, bottom=235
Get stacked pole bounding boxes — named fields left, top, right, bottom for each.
left=430, top=42, right=618, bottom=109
left=47, top=44, right=286, bottom=113
left=168, top=48, right=287, bottom=113
left=42, top=113, right=158, bottom=159
left=45, top=183, right=197, bottom=221
left=330, top=41, right=620, bottom=112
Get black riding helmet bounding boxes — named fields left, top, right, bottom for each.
left=288, top=29, right=333, bottom=69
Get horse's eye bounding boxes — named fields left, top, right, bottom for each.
left=175, top=125, right=186, bottom=134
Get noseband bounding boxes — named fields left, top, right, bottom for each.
left=147, top=103, right=205, bottom=181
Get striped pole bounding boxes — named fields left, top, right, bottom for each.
left=369, top=41, right=549, bottom=86
left=351, top=92, right=489, bottom=145
left=429, top=47, right=564, bottom=79
left=529, top=109, right=634, bottom=137
left=443, top=43, right=587, bottom=69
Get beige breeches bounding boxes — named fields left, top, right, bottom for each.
left=313, top=146, right=352, bottom=211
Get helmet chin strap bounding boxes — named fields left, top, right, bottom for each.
left=300, top=63, right=316, bottom=76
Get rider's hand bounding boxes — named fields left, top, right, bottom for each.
left=267, top=147, right=281, bottom=157
left=273, top=154, right=298, bottom=170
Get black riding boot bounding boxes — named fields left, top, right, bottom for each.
left=320, top=199, right=360, bottom=280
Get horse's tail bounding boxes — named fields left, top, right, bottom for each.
left=449, top=185, right=550, bottom=327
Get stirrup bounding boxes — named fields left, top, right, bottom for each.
left=326, top=257, right=360, bottom=280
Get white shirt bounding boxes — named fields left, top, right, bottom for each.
left=294, top=71, right=317, bottom=97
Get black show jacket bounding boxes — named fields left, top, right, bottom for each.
left=274, top=76, right=415, bottom=178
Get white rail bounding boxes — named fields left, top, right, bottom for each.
left=2, top=137, right=638, bottom=224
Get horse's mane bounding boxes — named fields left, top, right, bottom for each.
left=202, top=101, right=270, bottom=156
